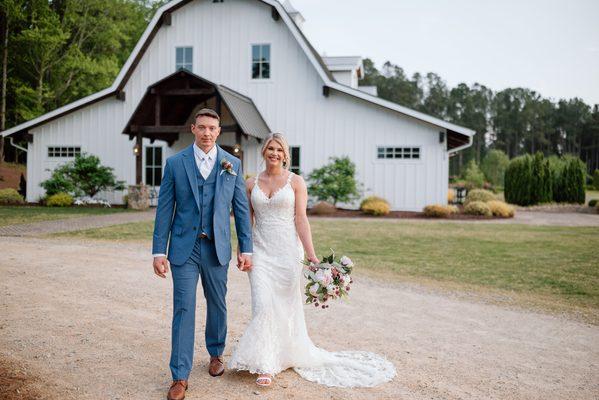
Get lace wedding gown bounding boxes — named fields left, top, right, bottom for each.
left=228, top=172, right=396, bottom=388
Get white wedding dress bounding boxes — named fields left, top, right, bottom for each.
left=228, top=171, right=396, bottom=388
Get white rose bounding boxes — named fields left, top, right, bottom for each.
left=326, top=284, right=337, bottom=295
left=309, top=283, right=319, bottom=296
left=340, top=256, right=353, bottom=267
left=315, top=269, right=333, bottom=286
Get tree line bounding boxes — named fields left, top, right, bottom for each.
left=360, top=59, right=599, bottom=176
left=1, top=1, right=597, bottom=176
left=0, top=0, right=167, bottom=162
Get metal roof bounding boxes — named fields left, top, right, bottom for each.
left=217, top=85, right=270, bottom=140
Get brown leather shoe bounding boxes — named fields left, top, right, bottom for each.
left=209, top=356, right=225, bottom=377
left=167, top=380, right=188, bottom=400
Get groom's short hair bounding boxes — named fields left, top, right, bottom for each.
left=194, top=108, right=220, bottom=125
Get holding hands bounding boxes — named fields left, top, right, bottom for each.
left=237, top=253, right=253, bottom=272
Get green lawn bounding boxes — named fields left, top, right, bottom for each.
left=55, top=218, right=599, bottom=321
left=0, top=205, right=133, bottom=227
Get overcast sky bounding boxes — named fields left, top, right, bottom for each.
left=290, top=0, right=599, bottom=106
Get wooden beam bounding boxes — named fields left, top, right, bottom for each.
left=150, top=88, right=215, bottom=96
left=116, top=90, right=126, bottom=101
left=155, top=95, right=161, bottom=126
left=220, top=124, right=240, bottom=132
left=322, top=86, right=330, bottom=97
left=271, top=6, right=280, bottom=21
left=216, top=95, right=222, bottom=117
left=163, top=12, right=172, bottom=26
left=131, top=125, right=188, bottom=134
left=135, top=133, right=142, bottom=185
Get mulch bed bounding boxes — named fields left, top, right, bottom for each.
left=0, top=163, right=26, bottom=191
left=308, top=206, right=497, bottom=220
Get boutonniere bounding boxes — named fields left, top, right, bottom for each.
left=220, top=158, right=237, bottom=176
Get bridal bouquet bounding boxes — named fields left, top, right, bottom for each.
left=302, top=250, right=354, bottom=309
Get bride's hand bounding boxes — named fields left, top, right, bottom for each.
left=306, top=255, right=320, bottom=265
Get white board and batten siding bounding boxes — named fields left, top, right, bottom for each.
left=23, top=0, right=458, bottom=211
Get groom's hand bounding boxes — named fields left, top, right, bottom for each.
left=153, top=256, right=170, bottom=278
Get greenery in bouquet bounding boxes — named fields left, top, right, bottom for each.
left=302, top=250, right=354, bottom=309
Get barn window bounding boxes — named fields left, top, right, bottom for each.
left=145, top=146, right=163, bottom=186
left=290, top=146, right=300, bottom=174
left=176, top=47, right=193, bottom=71
left=252, top=44, right=270, bottom=79
left=377, top=146, right=420, bottom=160
left=48, top=146, right=81, bottom=158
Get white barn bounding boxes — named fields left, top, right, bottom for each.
left=1, top=0, right=474, bottom=211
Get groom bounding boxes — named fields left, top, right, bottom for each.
left=152, top=108, right=253, bottom=400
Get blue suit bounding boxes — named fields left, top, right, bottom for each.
left=152, top=144, right=252, bottom=380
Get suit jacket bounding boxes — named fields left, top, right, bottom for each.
left=152, top=144, right=253, bottom=266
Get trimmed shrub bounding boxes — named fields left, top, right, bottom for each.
left=0, top=188, right=25, bottom=205
left=589, top=199, right=598, bottom=207
left=307, top=156, right=361, bottom=206
left=487, top=200, right=515, bottom=218
left=505, top=153, right=553, bottom=206
left=593, top=169, right=599, bottom=190
left=40, top=153, right=125, bottom=197
left=360, top=196, right=388, bottom=210
left=552, top=156, right=585, bottom=204
left=311, top=201, right=336, bottom=215
left=465, top=189, right=496, bottom=205
left=362, top=199, right=390, bottom=216
left=46, top=192, right=74, bottom=207
left=533, top=152, right=553, bottom=204
left=423, top=204, right=458, bottom=218
left=505, top=155, right=532, bottom=205
left=464, top=201, right=492, bottom=217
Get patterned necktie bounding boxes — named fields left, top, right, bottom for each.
left=200, top=157, right=211, bottom=180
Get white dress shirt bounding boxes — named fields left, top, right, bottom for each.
left=194, top=143, right=217, bottom=179
left=153, top=144, right=252, bottom=258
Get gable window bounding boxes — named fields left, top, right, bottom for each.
left=176, top=47, right=193, bottom=71
left=145, top=146, right=163, bottom=186
left=377, top=146, right=421, bottom=160
left=48, top=146, right=81, bottom=158
left=252, top=44, right=270, bottom=79
left=289, top=146, right=300, bottom=174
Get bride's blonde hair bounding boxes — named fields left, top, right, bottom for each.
left=261, top=133, right=291, bottom=169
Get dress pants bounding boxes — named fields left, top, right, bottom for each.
left=169, top=236, right=228, bottom=380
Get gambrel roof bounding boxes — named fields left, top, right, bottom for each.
left=1, top=0, right=475, bottom=147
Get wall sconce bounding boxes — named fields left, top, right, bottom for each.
left=233, top=144, right=241, bottom=154
left=133, top=143, right=141, bottom=156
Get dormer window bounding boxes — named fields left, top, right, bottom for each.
left=176, top=47, right=193, bottom=71
left=252, top=44, right=270, bottom=79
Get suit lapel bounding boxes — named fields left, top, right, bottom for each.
left=182, top=144, right=200, bottom=212
left=214, top=145, right=225, bottom=204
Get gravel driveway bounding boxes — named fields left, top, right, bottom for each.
left=1, top=237, right=597, bottom=400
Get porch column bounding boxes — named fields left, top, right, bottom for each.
left=136, top=132, right=142, bottom=184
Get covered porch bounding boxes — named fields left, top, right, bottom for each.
left=123, top=70, right=270, bottom=184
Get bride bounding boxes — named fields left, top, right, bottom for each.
left=228, top=133, right=396, bottom=388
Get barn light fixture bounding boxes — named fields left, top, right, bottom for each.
left=133, top=143, right=141, bottom=156
left=233, top=144, right=241, bottom=154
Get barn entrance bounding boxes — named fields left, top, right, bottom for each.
left=122, top=69, right=269, bottom=184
